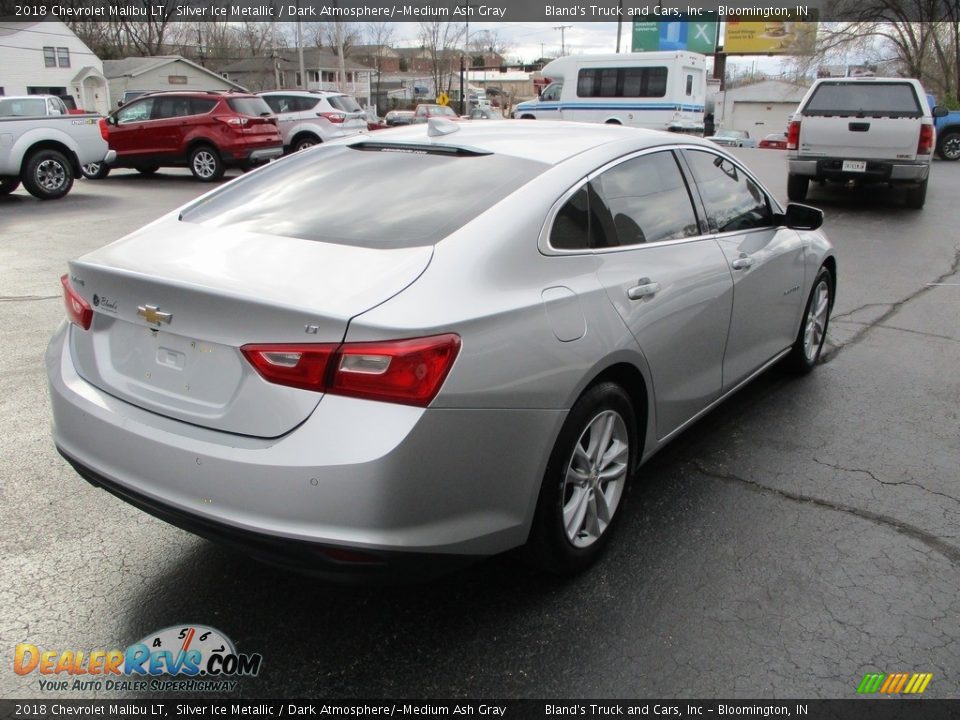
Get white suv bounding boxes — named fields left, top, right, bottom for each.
left=259, top=90, right=367, bottom=152
left=787, top=77, right=946, bottom=209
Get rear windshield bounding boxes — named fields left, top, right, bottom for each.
left=179, top=144, right=547, bottom=248
left=803, top=82, right=921, bottom=117
left=327, top=95, right=362, bottom=113
left=226, top=97, right=274, bottom=116
left=0, top=98, right=46, bottom=116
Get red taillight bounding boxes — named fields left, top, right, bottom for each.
left=786, top=120, right=800, bottom=150
left=918, top=123, right=934, bottom=155
left=319, top=112, right=346, bottom=124
left=218, top=116, right=250, bottom=128
left=98, top=117, right=109, bottom=141
left=60, top=274, right=92, bottom=330
left=241, top=334, right=461, bottom=407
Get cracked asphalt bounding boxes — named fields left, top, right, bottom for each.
left=1, top=154, right=958, bottom=700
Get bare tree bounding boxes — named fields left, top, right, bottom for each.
left=418, top=21, right=466, bottom=96
left=791, top=0, right=960, bottom=105
left=467, top=28, right=510, bottom=66
left=366, top=22, right=396, bottom=112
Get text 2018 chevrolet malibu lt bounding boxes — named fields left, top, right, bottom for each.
left=48, top=120, right=835, bottom=579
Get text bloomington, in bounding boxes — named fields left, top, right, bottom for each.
left=546, top=4, right=811, bottom=16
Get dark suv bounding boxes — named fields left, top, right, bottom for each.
left=83, top=91, right=283, bottom=182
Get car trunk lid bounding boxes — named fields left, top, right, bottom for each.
left=66, top=217, right=432, bottom=437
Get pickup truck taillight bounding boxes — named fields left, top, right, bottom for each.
left=917, top=123, right=934, bottom=155
left=98, top=117, right=109, bottom=141
left=787, top=120, right=800, bottom=150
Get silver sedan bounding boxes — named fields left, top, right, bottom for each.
left=47, top=120, right=835, bottom=579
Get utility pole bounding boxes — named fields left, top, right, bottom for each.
left=464, top=1, right=470, bottom=113
left=296, top=13, right=305, bottom=89
left=615, top=0, right=623, bottom=53
left=554, top=25, right=571, bottom=56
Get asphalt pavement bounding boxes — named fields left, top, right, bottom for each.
left=1, top=154, right=958, bottom=699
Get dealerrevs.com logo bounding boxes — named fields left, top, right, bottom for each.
left=14, top=624, right=262, bottom=693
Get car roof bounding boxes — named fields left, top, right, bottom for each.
left=260, top=90, right=346, bottom=98
left=346, top=120, right=719, bottom=165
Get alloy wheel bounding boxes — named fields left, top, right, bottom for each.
left=36, top=159, right=66, bottom=191
left=803, top=279, right=830, bottom=363
left=562, top=410, right=629, bottom=548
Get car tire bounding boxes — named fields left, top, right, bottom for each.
left=137, top=166, right=160, bottom=176
left=787, top=174, right=809, bottom=202
left=189, top=145, right=224, bottom=182
left=785, top=266, right=834, bottom=374
left=292, top=134, right=320, bottom=152
left=23, top=149, right=74, bottom=200
left=522, top=381, right=637, bottom=575
left=81, top=163, right=110, bottom=180
left=904, top=179, right=927, bottom=209
left=936, top=130, right=960, bottom=161
left=0, top=177, right=21, bottom=195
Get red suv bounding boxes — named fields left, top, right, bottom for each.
left=83, top=91, right=283, bottom=182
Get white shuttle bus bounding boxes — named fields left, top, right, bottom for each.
left=513, top=52, right=707, bottom=133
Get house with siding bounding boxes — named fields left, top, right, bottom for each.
left=103, top=56, right=246, bottom=107
left=220, top=50, right=373, bottom=104
left=0, top=20, right=110, bottom=114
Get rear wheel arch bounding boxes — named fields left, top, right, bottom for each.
left=586, top=363, right=649, bottom=468
left=290, top=131, right=322, bottom=151
left=20, top=140, right=80, bottom=177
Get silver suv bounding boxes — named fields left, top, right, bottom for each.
left=259, top=90, right=367, bottom=152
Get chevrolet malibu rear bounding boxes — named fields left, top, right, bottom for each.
left=47, top=125, right=570, bottom=578
left=48, top=121, right=836, bottom=579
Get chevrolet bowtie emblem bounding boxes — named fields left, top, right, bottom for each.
left=137, top=304, right=172, bottom=325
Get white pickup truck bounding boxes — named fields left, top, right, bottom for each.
left=787, top=77, right=947, bottom=209
left=0, top=95, right=115, bottom=200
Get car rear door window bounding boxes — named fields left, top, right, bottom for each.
left=154, top=96, right=194, bottom=119
left=684, top=150, right=773, bottom=234
left=592, top=151, right=700, bottom=246
left=191, top=98, right=217, bottom=115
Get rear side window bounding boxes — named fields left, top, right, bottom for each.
left=180, top=145, right=547, bottom=248
left=226, top=97, right=273, bottom=116
left=592, top=151, right=699, bottom=246
left=684, top=150, right=772, bottom=234
left=803, top=82, right=921, bottom=117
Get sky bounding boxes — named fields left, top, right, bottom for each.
left=388, top=21, right=790, bottom=76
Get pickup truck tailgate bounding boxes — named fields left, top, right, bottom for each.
left=799, top=81, right=923, bottom=160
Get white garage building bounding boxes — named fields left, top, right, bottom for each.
left=716, top=80, right=809, bottom=139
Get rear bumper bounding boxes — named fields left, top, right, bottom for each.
left=46, top=323, right=562, bottom=572
left=790, top=158, right=929, bottom=183
left=238, top=146, right=283, bottom=165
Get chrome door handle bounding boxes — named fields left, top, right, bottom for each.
left=731, top=256, right=755, bottom=270
left=627, top=279, right=660, bottom=300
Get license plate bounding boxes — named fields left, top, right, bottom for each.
left=842, top=160, right=867, bottom=172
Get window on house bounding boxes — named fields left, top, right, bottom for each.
left=57, top=48, right=70, bottom=68
left=308, top=70, right=319, bottom=83
left=295, top=71, right=302, bottom=87
left=43, top=47, right=56, bottom=68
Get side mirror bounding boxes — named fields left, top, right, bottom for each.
left=932, top=105, right=949, bottom=118
left=779, top=202, right=824, bottom=231
left=107, top=115, right=118, bottom=126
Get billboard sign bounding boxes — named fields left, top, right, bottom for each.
left=723, top=21, right=817, bottom=54
left=632, top=21, right=718, bottom=54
